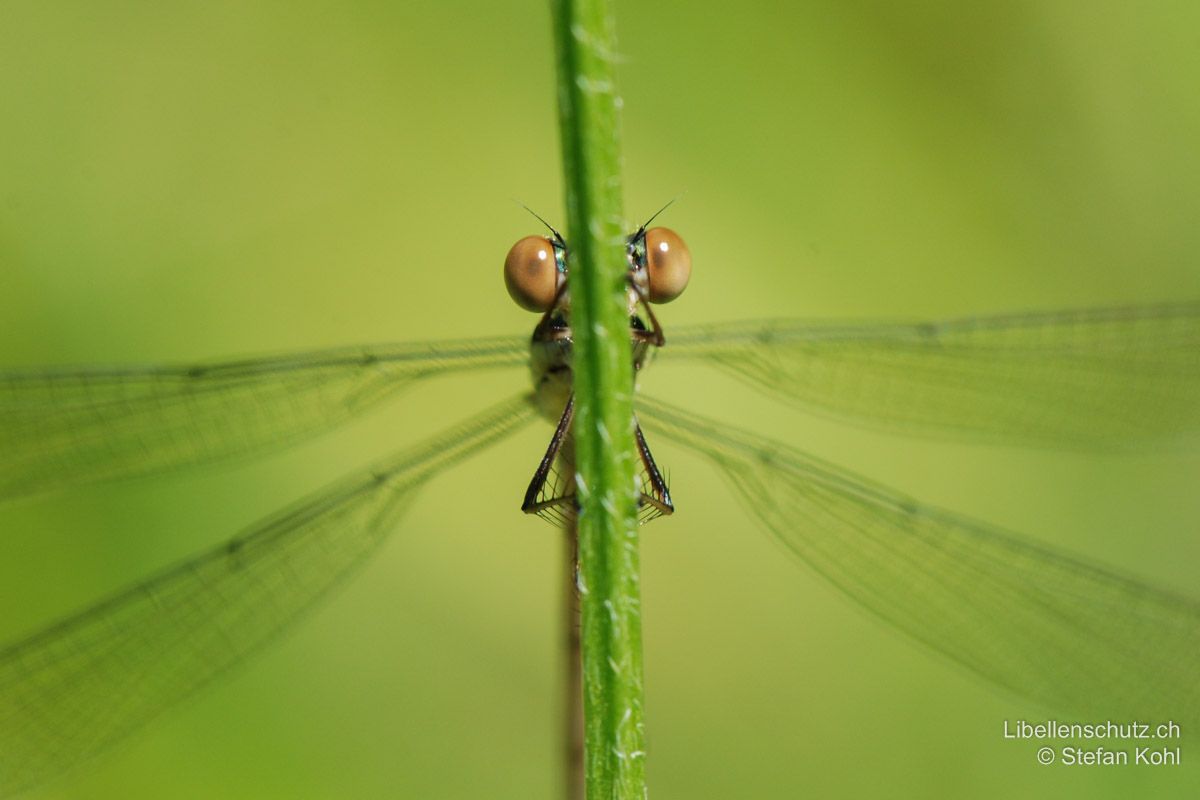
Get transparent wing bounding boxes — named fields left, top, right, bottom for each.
left=0, top=393, right=535, bottom=798
left=638, top=396, right=1200, bottom=727
left=0, top=335, right=527, bottom=501
left=662, top=302, right=1200, bottom=449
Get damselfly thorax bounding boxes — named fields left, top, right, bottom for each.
left=503, top=221, right=691, bottom=525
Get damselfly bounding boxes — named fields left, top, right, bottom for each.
left=1, top=222, right=1199, bottom=797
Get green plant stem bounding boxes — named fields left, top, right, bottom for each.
left=562, top=512, right=584, bottom=800
left=551, top=0, right=647, bottom=797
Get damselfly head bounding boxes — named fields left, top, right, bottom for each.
left=504, top=235, right=565, bottom=312
left=505, top=215, right=690, bottom=314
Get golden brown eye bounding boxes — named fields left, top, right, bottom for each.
left=504, top=235, right=559, bottom=312
left=644, top=227, right=691, bottom=304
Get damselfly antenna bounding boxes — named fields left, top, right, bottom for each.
left=632, top=196, right=680, bottom=241
left=513, top=200, right=566, bottom=247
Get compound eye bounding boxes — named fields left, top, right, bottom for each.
left=504, top=236, right=559, bottom=312
left=645, top=227, right=691, bottom=303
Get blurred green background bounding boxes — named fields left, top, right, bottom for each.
left=2, top=1, right=1199, bottom=797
